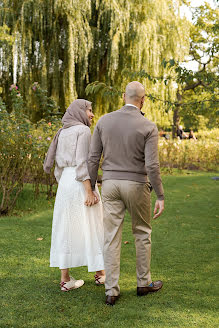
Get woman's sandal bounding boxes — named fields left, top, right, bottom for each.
left=94, top=274, right=105, bottom=285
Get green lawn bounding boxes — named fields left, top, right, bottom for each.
left=0, top=173, right=218, bottom=328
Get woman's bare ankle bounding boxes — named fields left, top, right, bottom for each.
left=96, top=270, right=105, bottom=277
left=61, top=276, right=70, bottom=282
left=61, top=269, right=70, bottom=282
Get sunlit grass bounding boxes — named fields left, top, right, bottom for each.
left=0, top=173, right=218, bottom=327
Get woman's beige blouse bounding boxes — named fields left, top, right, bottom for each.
left=54, top=125, right=91, bottom=183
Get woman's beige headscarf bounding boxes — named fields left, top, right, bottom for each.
left=43, top=99, right=92, bottom=173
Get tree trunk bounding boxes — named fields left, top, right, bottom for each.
left=172, top=90, right=182, bottom=138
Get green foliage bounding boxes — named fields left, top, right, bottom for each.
left=0, top=24, right=14, bottom=45
left=8, top=84, right=24, bottom=112
left=0, top=95, right=6, bottom=111
left=0, top=0, right=93, bottom=111
left=86, top=3, right=218, bottom=132
left=0, top=0, right=189, bottom=120
left=0, top=94, right=34, bottom=214
left=30, top=82, right=61, bottom=122
left=0, top=1, right=217, bottom=130
left=0, top=90, right=61, bottom=215
left=167, top=3, right=219, bottom=131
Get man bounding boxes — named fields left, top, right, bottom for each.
left=88, top=81, right=165, bottom=306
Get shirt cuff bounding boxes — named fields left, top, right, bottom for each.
left=76, top=174, right=90, bottom=182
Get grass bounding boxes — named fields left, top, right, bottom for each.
left=0, top=172, right=219, bottom=328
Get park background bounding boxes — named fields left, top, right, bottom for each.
left=0, top=0, right=218, bottom=327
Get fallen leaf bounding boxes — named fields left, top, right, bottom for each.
left=37, top=237, right=43, bottom=241
left=124, top=241, right=129, bottom=244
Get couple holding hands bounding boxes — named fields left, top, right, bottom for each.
left=44, top=81, right=164, bottom=306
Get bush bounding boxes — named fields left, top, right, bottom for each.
left=0, top=87, right=61, bottom=215
left=159, top=138, right=219, bottom=172
left=0, top=97, right=33, bottom=214
left=196, top=128, right=219, bottom=141
left=30, top=118, right=61, bottom=198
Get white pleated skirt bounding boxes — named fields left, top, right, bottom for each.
left=50, top=167, right=104, bottom=271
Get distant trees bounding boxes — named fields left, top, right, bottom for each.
left=175, top=3, right=219, bottom=132
left=0, top=0, right=188, bottom=123
left=86, top=2, right=219, bottom=134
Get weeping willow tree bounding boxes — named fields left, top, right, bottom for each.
left=87, top=0, right=190, bottom=125
left=0, top=0, right=189, bottom=125
left=0, top=0, right=93, bottom=118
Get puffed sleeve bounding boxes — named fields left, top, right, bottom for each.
left=75, top=127, right=91, bottom=181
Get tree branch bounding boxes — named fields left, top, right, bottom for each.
left=183, top=80, right=203, bottom=91
left=181, top=98, right=219, bottom=107
left=146, top=93, right=219, bottom=107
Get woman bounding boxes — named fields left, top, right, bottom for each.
left=44, top=99, right=105, bottom=292
left=189, top=129, right=197, bottom=140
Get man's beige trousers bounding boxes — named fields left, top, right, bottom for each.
left=101, top=180, right=152, bottom=297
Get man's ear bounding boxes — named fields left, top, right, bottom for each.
left=140, top=95, right=145, bottom=109
left=123, top=93, right=126, bottom=103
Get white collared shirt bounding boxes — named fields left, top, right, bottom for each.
left=125, top=103, right=139, bottom=110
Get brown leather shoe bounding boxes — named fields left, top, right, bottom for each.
left=105, top=295, right=120, bottom=306
left=137, top=280, right=163, bottom=296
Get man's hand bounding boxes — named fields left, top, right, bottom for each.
left=153, top=200, right=164, bottom=219
left=84, top=191, right=96, bottom=206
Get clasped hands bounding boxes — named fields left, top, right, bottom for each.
left=84, top=190, right=99, bottom=206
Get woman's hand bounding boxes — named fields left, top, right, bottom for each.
left=83, top=179, right=99, bottom=206
left=84, top=190, right=96, bottom=206
left=93, top=191, right=100, bottom=204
